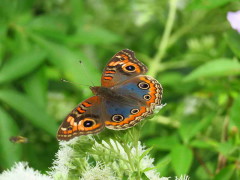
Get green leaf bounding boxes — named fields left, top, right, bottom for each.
left=225, top=31, right=240, bottom=59
left=190, top=140, right=213, bottom=149
left=140, top=172, right=149, bottom=180
left=156, top=155, right=171, bottom=177
left=230, top=96, right=240, bottom=130
left=0, top=25, right=7, bottom=65
left=0, top=89, right=58, bottom=136
left=0, top=0, right=19, bottom=21
left=187, top=0, right=238, bottom=10
left=184, top=58, right=240, bottom=82
left=67, top=26, right=121, bottom=45
left=171, top=144, right=193, bottom=175
left=156, top=155, right=171, bottom=169
left=146, top=135, right=179, bottom=150
left=0, top=107, right=22, bottom=168
left=0, top=49, right=46, bottom=84
left=179, top=114, right=213, bottom=143
left=28, top=15, right=69, bottom=43
left=213, top=165, right=235, bottom=180
left=23, top=67, right=47, bottom=108
left=139, top=146, right=153, bottom=160
left=30, top=33, right=101, bottom=88
left=159, top=72, right=184, bottom=87
left=216, top=141, right=234, bottom=156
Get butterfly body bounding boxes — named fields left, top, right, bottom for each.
left=90, top=86, right=125, bottom=100
left=90, top=85, right=144, bottom=106
left=57, top=49, right=163, bottom=141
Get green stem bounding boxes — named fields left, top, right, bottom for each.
left=132, top=128, right=141, bottom=179
left=122, top=143, right=136, bottom=172
left=148, top=0, right=177, bottom=77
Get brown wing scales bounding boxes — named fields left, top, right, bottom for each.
left=101, top=49, right=148, bottom=87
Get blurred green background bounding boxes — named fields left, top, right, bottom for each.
left=0, top=0, right=240, bottom=179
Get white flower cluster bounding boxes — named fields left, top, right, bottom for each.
left=80, top=162, right=118, bottom=180
left=93, top=139, right=167, bottom=180
left=0, top=162, right=51, bottom=180
left=48, top=138, right=78, bottom=179
left=0, top=137, right=189, bottom=180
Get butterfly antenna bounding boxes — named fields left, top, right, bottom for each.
left=61, top=78, right=89, bottom=87
left=79, top=60, right=95, bottom=86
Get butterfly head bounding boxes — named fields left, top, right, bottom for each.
left=90, top=86, right=101, bottom=95
left=90, top=86, right=115, bottom=98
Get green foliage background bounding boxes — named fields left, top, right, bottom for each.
left=0, top=0, right=240, bottom=179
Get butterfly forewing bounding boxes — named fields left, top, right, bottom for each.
left=101, top=49, right=148, bottom=87
left=57, top=96, right=105, bottom=141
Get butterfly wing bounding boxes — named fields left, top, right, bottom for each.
left=57, top=96, right=105, bottom=141
left=104, top=75, right=163, bottom=129
left=101, top=49, right=148, bottom=87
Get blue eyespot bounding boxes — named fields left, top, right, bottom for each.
left=131, top=109, right=139, bottom=114
left=143, top=94, right=151, bottom=100
left=112, top=114, right=124, bottom=122
left=138, top=82, right=149, bottom=89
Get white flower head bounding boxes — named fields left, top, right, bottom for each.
left=93, top=139, right=168, bottom=179
left=80, top=162, right=118, bottom=180
left=227, top=11, right=240, bottom=33
left=48, top=138, right=78, bottom=179
left=183, top=96, right=199, bottom=115
left=134, top=142, right=161, bottom=179
left=175, top=175, right=190, bottom=180
left=48, top=135, right=169, bottom=179
left=176, top=0, right=189, bottom=10
left=0, top=162, right=52, bottom=180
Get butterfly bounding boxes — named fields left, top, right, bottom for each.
left=57, top=49, right=163, bottom=141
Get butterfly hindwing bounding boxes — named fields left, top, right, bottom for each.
left=104, top=75, right=163, bottom=129
left=101, top=49, right=148, bottom=87
left=57, top=96, right=105, bottom=141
